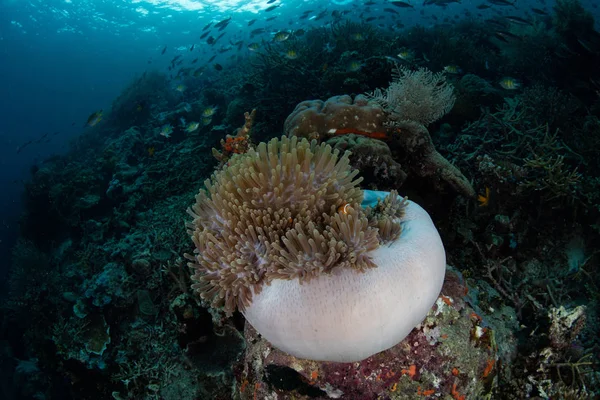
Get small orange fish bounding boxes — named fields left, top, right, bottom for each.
left=338, top=203, right=350, bottom=214
left=477, top=187, right=490, bottom=207
left=147, top=147, right=155, bottom=156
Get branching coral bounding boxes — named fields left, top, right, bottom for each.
left=366, top=65, right=456, bottom=126
left=519, top=84, right=580, bottom=133
left=186, top=136, right=404, bottom=315
left=521, top=154, right=582, bottom=202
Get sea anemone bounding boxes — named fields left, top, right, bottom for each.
left=186, top=135, right=446, bottom=362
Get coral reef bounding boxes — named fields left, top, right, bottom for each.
left=108, top=71, right=179, bottom=131
left=3, top=9, right=600, bottom=399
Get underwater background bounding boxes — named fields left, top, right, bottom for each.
left=1, top=0, right=600, bottom=398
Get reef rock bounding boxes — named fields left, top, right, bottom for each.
left=327, top=134, right=407, bottom=190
